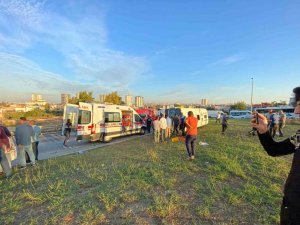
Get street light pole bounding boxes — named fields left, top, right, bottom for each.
left=250, top=77, right=254, bottom=113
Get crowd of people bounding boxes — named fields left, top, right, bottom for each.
left=147, top=114, right=186, bottom=142
left=148, top=112, right=199, bottom=160
left=0, top=117, right=41, bottom=179
left=266, top=109, right=287, bottom=138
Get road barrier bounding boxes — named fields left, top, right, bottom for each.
left=41, top=124, right=62, bottom=133
left=8, top=124, right=62, bottom=134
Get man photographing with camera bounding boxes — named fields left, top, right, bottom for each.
left=252, top=86, right=300, bottom=225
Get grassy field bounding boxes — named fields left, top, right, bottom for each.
left=1, top=120, right=297, bottom=225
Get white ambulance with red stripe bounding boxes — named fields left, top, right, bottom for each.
left=62, top=102, right=146, bottom=142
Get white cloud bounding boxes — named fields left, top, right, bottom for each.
left=0, top=0, right=149, bottom=100
left=0, top=53, right=124, bottom=102
left=210, top=54, right=244, bottom=66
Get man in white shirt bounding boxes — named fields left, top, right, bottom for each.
left=152, top=117, right=161, bottom=143
left=160, top=114, right=167, bottom=142
left=166, top=115, right=172, bottom=138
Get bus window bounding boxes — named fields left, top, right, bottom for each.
left=197, top=115, right=200, bottom=120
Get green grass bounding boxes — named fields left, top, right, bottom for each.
left=1, top=119, right=297, bottom=224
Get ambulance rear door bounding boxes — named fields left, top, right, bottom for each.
left=62, top=104, right=79, bottom=135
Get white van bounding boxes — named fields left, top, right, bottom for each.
left=166, top=107, right=209, bottom=127
left=207, top=110, right=223, bottom=118
left=229, top=110, right=252, bottom=119
left=62, top=102, right=146, bottom=142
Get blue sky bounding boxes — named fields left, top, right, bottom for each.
left=0, top=0, right=299, bottom=104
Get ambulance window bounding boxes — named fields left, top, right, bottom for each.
left=134, top=114, right=143, bottom=123
left=78, top=110, right=91, bottom=124
left=114, top=113, right=121, bottom=122
left=105, top=112, right=121, bottom=122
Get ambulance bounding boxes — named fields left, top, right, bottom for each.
left=62, top=102, right=147, bottom=142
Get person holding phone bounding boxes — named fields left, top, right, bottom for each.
left=252, top=86, right=300, bottom=225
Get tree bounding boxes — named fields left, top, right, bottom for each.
left=45, top=103, right=50, bottom=112
left=230, top=101, right=247, bottom=110
left=68, top=91, right=94, bottom=104
left=78, top=91, right=94, bottom=102
left=68, top=97, right=79, bottom=104
left=104, top=92, right=121, bottom=104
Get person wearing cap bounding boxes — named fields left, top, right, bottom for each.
left=185, top=111, right=198, bottom=160
left=252, top=86, right=300, bottom=224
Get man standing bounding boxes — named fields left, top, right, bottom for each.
left=278, top=110, right=286, bottom=137
left=173, top=115, right=180, bottom=136
left=152, top=117, right=161, bottom=143
left=221, top=113, right=228, bottom=134
left=63, top=119, right=72, bottom=147
left=0, top=125, right=13, bottom=178
left=180, top=114, right=186, bottom=136
left=270, top=112, right=280, bottom=138
left=160, top=114, right=167, bottom=142
left=146, top=116, right=152, bottom=133
left=216, top=112, right=221, bottom=123
left=185, top=111, right=198, bottom=160
left=166, top=115, right=172, bottom=138
left=267, top=110, right=273, bottom=133
left=29, top=121, right=41, bottom=161
left=15, top=117, right=35, bottom=168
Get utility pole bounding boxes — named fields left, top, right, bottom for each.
left=250, top=77, right=254, bottom=112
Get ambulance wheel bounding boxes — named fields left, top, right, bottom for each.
left=140, top=127, right=146, bottom=135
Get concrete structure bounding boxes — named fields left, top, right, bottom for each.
left=201, top=98, right=208, bottom=106
left=32, top=93, right=43, bottom=102
left=26, top=94, right=48, bottom=111
left=99, top=94, right=106, bottom=103
left=125, top=95, right=133, bottom=106
left=61, top=93, right=71, bottom=105
left=135, top=96, right=144, bottom=108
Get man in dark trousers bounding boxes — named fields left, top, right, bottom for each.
left=146, top=116, right=152, bottom=133
left=252, top=86, right=300, bottom=225
left=173, top=115, right=180, bottom=136
left=185, top=111, right=198, bottom=160
left=180, top=114, right=186, bottom=136
left=221, top=113, right=228, bottom=134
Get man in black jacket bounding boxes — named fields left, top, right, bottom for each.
left=252, top=86, right=300, bottom=225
